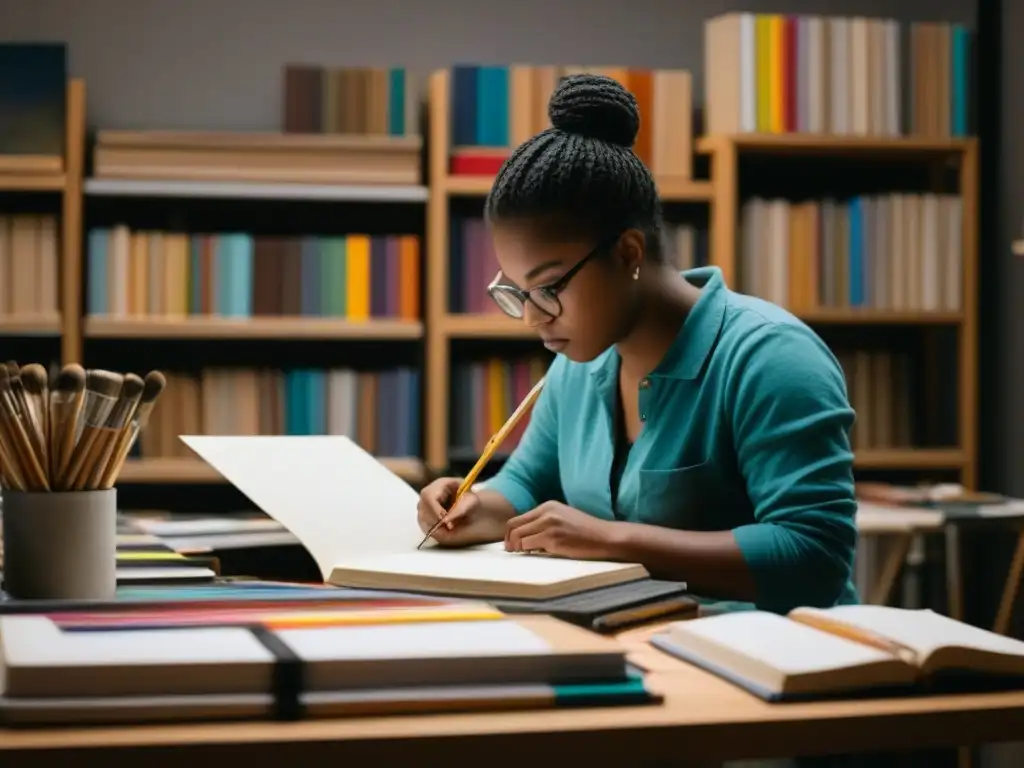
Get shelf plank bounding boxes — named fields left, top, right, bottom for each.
left=0, top=314, right=63, bottom=336
left=798, top=309, right=964, bottom=325
left=118, top=457, right=427, bottom=485
left=0, top=173, right=66, bottom=192
left=442, top=313, right=535, bottom=339
left=697, top=134, right=973, bottom=156
left=658, top=178, right=714, bottom=202
left=85, top=178, right=428, bottom=202
left=443, top=174, right=714, bottom=202
left=443, top=175, right=495, bottom=196
left=854, top=449, right=966, bottom=470
left=84, top=316, right=424, bottom=341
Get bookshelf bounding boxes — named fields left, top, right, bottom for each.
left=0, top=78, right=84, bottom=364
left=423, top=65, right=979, bottom=491
left=423, top=66, right=714, bottom=471
left=699, top=134, right=978, bottom=489
left=80, top=126, right=430, bottom=488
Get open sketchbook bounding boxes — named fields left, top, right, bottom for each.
left=650, top=604, right=1024, bottom=701
left=180, top=436, right=648, bottom=600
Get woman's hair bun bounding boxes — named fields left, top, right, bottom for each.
left=547, top=73, right=640, bottom=149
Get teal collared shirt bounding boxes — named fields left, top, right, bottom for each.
left=485, top=266, right=859, bottom=614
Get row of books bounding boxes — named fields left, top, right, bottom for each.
left=450, top=356, right=548, bottom=456
left=135, top=368, right=421, bottom=461
left=738, top=194, right=963, bottom=313
left=282, top=65, right=418, bottom=137
left=705, top=14, right=973, bottom=137
left=836, top=348, right=912, bottom=451
left=0, top=215, right=60, bottom=319
left=450, top=64, right=692, bottom=179
left=86, top=228, right=421, bottom=321
left=448, top=219, right=708, bottom=314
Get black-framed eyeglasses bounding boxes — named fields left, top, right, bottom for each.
left=486, top=232, right=623, bottom=320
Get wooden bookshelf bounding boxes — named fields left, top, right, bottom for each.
left=0, top=78, right=84, bottom=363
left=424, top=66, right=979, bottom=487
left=423, top=68, right=716, bottom=470
left=84, top=317, right=424, bottom=341
left=701, top=133, right=979, bottom=488
left=118, top=456, right=427, bottom=486
left=76, top=125, right=428, bottom=479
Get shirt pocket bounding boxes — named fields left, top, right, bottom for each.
left=637, top=461, right=725, bottom=530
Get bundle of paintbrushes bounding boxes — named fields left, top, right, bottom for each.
left=0, top=362, right=166, bottom=492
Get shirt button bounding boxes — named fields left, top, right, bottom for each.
left=640, top=413, right=647, bottom=421
left=639, top=379, right=651, bottom=389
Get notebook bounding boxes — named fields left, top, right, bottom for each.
left=0, top=611, right=654, bottom=725
left=649, top=604, right=1024, bottom=702
left=493, top=579, right=697, bottom=633
left=180, top=436, right=649, bottom=600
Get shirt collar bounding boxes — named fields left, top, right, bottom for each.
left=590, top=266, right=728, bottom=385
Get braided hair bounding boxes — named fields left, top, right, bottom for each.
left=485, top=73, right=664, bottom=260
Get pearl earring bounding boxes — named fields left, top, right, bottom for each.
left=633, top=267, right=640, bottom=281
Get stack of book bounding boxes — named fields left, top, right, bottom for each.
left=0, top=587, right=657, bottom=726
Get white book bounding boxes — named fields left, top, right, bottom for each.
left=180, top=435, right=648, bottom=600
left=651, top=605, right=1024, bottom=701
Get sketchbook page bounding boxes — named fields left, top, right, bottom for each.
left=336, top=541, right=642, bottom=586
left=668, top=611, right=894, bottom=675
left=180, top=436, right=422, bottom=579
left=797, top=605, right=1024, bottom=661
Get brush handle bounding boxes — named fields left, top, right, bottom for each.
left=99, top=398, right=156, bottom=490
left=0, top=434, right=27, bottom=491
left=0, top=406, right=48, bottom=491
left=60, top=392, right=117, bottom=491
left=53, top=390, right=85, bottom=486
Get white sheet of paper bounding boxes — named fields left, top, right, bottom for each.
left=180, top=436, right=425, bottom=579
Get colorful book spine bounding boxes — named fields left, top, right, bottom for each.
left=86, top=228, right=421, bottom=321
left=282, top=65, right=418, bottom=137
left=449, top=64, right=692, bottom=179
left=704, top=13, right=974, bottom=137
left=130, top=367, right=421, bottom=461
left=737, top=193, right=962, bottom=313
left=450, top=356, right=548, bottom=455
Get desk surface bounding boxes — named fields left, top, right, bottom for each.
left=1, top=631, right=1023, bottom=765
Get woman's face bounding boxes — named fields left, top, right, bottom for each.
left=488, top=222, right=645, bottom=362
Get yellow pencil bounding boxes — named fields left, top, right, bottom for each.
left=417, top=376, right=546, bottom=549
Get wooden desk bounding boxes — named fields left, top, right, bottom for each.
left=1, top=644, right=1023, bottom=766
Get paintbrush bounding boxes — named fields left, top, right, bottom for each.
left=82, top=373, right=144, bottom=491
left=0, top=366, right=48, bottom=490
left=100, top=370, right=167, bottom=489
left=49, top=364, right=87, bottom=487
left=18, top=364, right=49, bottom=479
left=59, top=370, right=123, bottom=491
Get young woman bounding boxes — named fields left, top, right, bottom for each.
left=417, top=74, right=858, bottom=614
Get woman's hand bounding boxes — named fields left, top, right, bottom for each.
left=505, top=502, right=622, bottom=560
left=416, top=477, right=488, bottom=547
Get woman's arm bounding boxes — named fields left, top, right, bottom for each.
left=610, top=325, right=857, bottom=611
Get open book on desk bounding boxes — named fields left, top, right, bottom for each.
left=180, top=436, right=649, bottom=601
left=649, top=604, right=1024, bottom=702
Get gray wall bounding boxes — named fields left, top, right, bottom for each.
left=0, top=0, right=975, bottom=130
